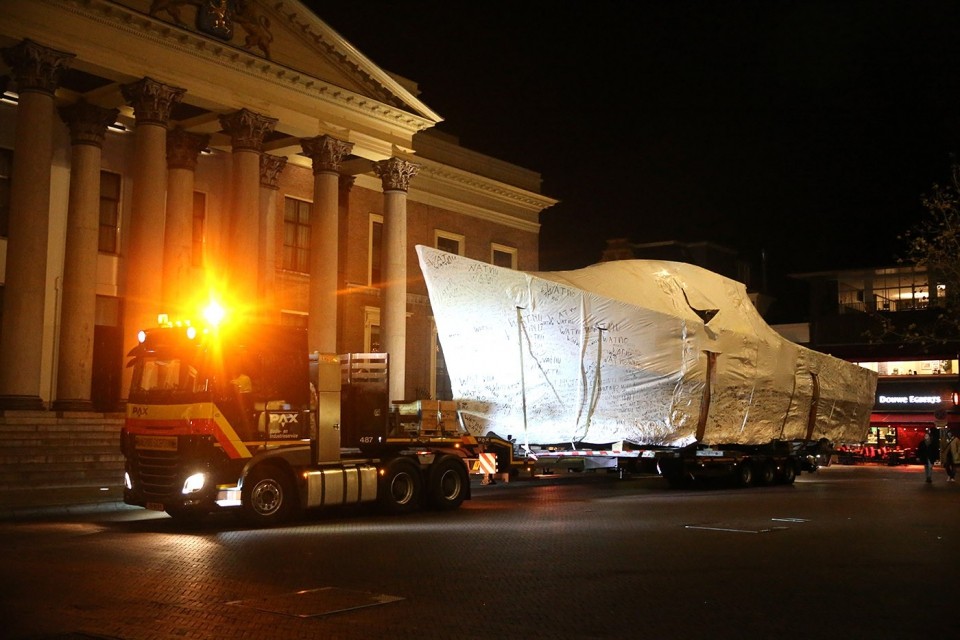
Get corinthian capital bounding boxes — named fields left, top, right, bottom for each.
left=260, top=154, right=288, bottom=189
left=1, top=39, right=74, bottom=96
left=121, top=77, right=185, bottom=127
left=58, top=101, right=118, bottom=148
left=300, top=135, right=354, bottom=175
left=373, top=157, right=420, bottom=193
left=219, top=109, right=278, bottom=152
left=166, top=127, right=210, bottom=170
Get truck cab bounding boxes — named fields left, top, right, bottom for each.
left=121, top=323, right=314, bottom=520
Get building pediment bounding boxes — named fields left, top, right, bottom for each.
left=131, top=0, right=439, bottom=122
left=0, top=0, right=441, bottom=162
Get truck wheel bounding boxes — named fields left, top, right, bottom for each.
left=378, top=458, right=423, bottom=515
left=734, top=461, right=753, bottom=487
left=757, top=460, right=777, bottom=485
left=427, top=456, right=469, bottom=510
left=242, top=465, right=298, bottom=525
left=779, top=460, right=797, bottom=484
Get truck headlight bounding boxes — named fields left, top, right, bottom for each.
left=182, top=472, right=206, bottom=494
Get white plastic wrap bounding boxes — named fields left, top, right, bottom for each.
left=417, top=246, right=877, bottom=448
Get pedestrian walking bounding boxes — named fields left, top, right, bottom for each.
left=917, top=431, right=937, bottom=483
left=942, top=432, right=960, bottom=482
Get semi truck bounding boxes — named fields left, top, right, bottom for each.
left=120, top=319, right=480, bottom=525
left=416, top=245, right=879, bottom=487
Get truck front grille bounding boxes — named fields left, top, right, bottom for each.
left=133, top=449, right=180, bottom=500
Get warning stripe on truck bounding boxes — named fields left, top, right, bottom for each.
left=466, top=453, right=498, bottom=474
left=126, top=402, right=252, bottom=459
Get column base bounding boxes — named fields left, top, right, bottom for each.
left=0, top=395, right=46, bottom=411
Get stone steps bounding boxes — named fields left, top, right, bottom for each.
left=0, top=411, right=126, bottom=509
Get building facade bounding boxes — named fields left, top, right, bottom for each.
left=796, top=265, right=960, bottom=462
left=0, top=0, right=557, bottom=412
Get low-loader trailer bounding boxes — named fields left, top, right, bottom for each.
left=121, top=322, right=479, bottom=524
left=416, top=246, right=878, bottom=487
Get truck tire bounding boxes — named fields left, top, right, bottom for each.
left=734, top=461, right=753, bottom=487
left=778, top=460, right=797, bottom=484
left=242, top=464, right=298, bottom=526
left=378, top=457, right=423, bottom=515
left=427, top=456, right=469, bottom=510
left=757, top=460, right=777, bottom=485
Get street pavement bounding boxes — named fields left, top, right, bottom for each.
left=1, top=464, right=957, bottom=639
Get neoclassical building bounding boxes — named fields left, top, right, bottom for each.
left=0, top=1, right=557, bottom=412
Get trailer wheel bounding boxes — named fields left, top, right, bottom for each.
left=734, top=461, right=753, bottom=487
left=427, top=456, right=469, bottom=510
left=378, top=458, right=422, bottom=515
left=779, top=460, right=797, bottom=485
left=757, top=460, right=777, bottom=485
left=242, top=465, right=298, bottom=525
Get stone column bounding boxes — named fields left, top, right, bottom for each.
left=259, top=153, right=287, bottom=318
left=300, top=135, right=353, bottom=354
left=219, top=109, right=276, bottom=315
left=54, top=101, right=118, bottom=411
left=0, top=39, right=74, bottom=409
left=163, top=127, right=209, bottom=318
left=373, top=158, right=420, bottom=403
left=120, top=77, right=184, bottom=397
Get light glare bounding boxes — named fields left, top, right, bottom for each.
left=203, top=300, right=226, bottom=327
left=182, top=472, right=206, bottom=494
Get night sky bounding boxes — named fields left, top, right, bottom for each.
left=310, top=1, right=960, bottom=319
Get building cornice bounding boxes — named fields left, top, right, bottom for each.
left=353, top=170, right=544, bottom=234
left=1, top=0, right=437, bottom=141
left=269, top=0, right=442, bottom=123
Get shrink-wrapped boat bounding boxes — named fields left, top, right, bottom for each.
left=416, top=245, right=877, bottom=453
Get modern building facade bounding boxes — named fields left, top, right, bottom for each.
left=0, top=0, right=557, bottom=412
left=795, top=265, right=960, bottom=461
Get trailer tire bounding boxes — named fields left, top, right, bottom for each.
left=378, top=457, right=422, bottom=515
left=242, top=464, right=298, bottom=526
left=779, top=460, right=797, bottom=485
left=734, top=461, right=753, bottom=487
left=757, top=460, right=777, bottom=485
left=427, top=456, right=469, bottom=510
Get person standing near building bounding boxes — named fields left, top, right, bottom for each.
left=917, top=431, right=937, bottom=483
left=942, top=432, right=959, bottom=482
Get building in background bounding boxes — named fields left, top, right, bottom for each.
left=794, top=264, right=960, bottom=463
left=0, top=0, right=557, bottom=412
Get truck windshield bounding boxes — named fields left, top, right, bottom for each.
left=130, top=353, right=213, bottom=402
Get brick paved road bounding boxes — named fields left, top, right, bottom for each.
left=2, top=465, right=957, bottom=639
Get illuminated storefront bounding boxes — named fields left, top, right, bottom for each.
left=852, top=370, right=960, bottom=463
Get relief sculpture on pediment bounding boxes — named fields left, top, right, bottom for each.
left=149, top=0, right=272, bottom=58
